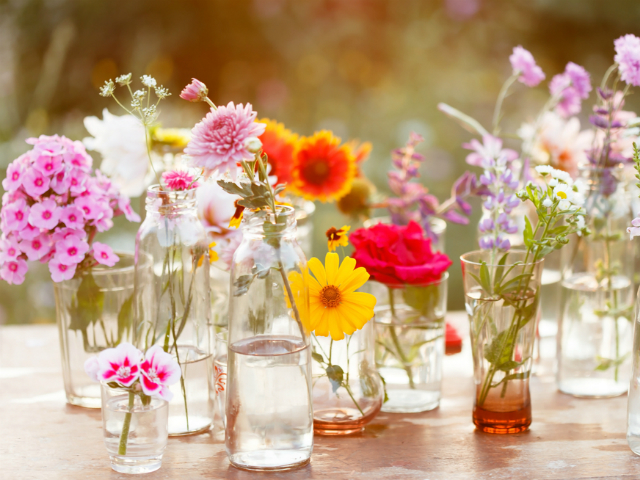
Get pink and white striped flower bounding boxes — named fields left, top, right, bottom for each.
left=60, top=206, right=85, bottom=229
left=1, top=258, right=28, bottom=285
left=48, top=258, right=77, bottom=282
left=29, top=199, right=60, bottom=230
left=20, top=233, right=51, bottom=261
left=139, top=346, right=182, bottom=401
left=56, top=236, right=89, bottom=265
left=22, top=168, right=50, bottom=197
left=98, top=342, right=143, bottom=387
left=2, top=161, right=24, bottom=192
left=92, top=242, right=119, bottom=267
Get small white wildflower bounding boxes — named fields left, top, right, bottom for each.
left=535, top=165, right=553, bottom=176
left=558, top=199, right=571, bottom=211
left=99, top=79, right=115, bottom=97
left=550, top=168, right=572, bottom=184
left=542, top=197, right=553, bottom=208
left=549, top=178, right=558, bottom=187
left=116, top=73, right=132, bottom=86
left=141, top=75, right=157, bottom=88
left=154, top=86, right=171, bottom=99
left=553, top=183, right=574, bottom=203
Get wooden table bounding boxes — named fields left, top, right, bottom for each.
left=1, top=313, right=639, bottom=480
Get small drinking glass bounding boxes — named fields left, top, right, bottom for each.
left=101, top=384, right=169, bottom=474
left=214, top=331, right=228, bottom=438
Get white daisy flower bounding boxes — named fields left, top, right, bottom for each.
left=550, top=168, right=572, bottom=184
left=536, top=165, right=553, bottom=176
left=553, top=183, right=574, bottom=203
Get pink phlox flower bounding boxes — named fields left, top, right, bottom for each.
left=50, top=170, right=70, bottom=195
left=564, top=62, right=591, bottom=99
left=0, top=236, right=22, bottom=261
left=463, top=135, right=518, bottom=168
left=39, top=247, right=56, bottom=265
left=97, top=342, right=143, bottom=387
left=74, top=196, right=100, bottom=220
left=67, top=168, right=87, bottom=195
left=2, top=189, right=26, bottom=207
left=139, top=345, right=182, bottom=401
left=2, top=198, right=29, bottom=231
left=1, top=257, right=28, bottom=285
left=18, top=223, right=41, bottom=241
left=92, top=241, right=119, bottom=267
left=162, top=169, right=199, bottom=191
left=117, top=197, right=141, bottom=222
left=34, top=153, right=64, bottom=177
left=549, top=62, right=591, bottom=118
left=92, top=206, right=114, bottom=233
left=509, top=46, right=545, bottom=87
left=184, top=102, right=266, bottom=178
left=2, top=161, right=24, bottom=192
left=60, top=206, right=85, bottom=229
left=19, top=233, right=51, bottom=261
left=180, top=78, right=208, bottom=102
left=51, top=227, right=87, bottom=243
left=56, top=235, right=89, bottom=265
left=84, top=356, right=100, bottom=382
left=49, top=257, right=78, bottom=281
left=29, top=199, right=60, bottom=230
left=615, top=34, right=640, bottom=87
left=22, top=168, right=50, bottom=197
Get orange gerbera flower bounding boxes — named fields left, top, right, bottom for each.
left=258, top=118, right=299, bottom=186
left=289, top=131, right=356, bottom=202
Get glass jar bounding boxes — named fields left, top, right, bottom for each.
left=373, top=273, right=448, bottom=413
left=134, top=185, right=214, bottom=435
left=293, top=198, right=316, bottom=258
left=225, top=206, right=313, bottom=472
left=558, top=166, right=634, bottom=397
left=312, top=321, right=383, bottom=434
left=54, top=253, right=151, bottom=408
left=461, top=250, right=543, bottom=434
left=101, top=384, right=169, bottom=474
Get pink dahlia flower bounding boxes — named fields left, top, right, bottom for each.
left=162, top=170, right=198, bottom=191
left=139, top=345, right=182, bottom=401
left=615, top=34, right=640, bottom=87
left=92, top=241, right=119, bottom=267
left=98, top=342, right=143, bottom=387
left=180, top=78, right=208, bottom=102
left=509, top=46, right=545, bottom=87
left=184, top=102, right=266, bottom=178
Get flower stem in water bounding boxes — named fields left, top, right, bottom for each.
left=118, top=392, right=135, bottom=456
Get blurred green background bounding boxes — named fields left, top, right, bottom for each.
left=1, top=0, right=640, bottom=324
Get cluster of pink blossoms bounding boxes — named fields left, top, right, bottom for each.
left=0, top=135, right=140, bottom=284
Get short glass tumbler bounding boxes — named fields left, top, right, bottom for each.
left=101, top=384, right=169, bottom=474
left=374, top=273, right=448, bottom=413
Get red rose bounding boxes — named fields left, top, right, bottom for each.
left=350, top=221, right=451, bottom=286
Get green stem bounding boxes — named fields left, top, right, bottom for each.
left=387, top=288, right=415, bottom=389
left=204, top=97, right=217, bottom=110
left=492, top=73, right=519, bottom=135
left=118, top=392, right=135, bottom=456
left=344, top=383, right=365, bottom=417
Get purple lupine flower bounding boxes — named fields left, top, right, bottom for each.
left=614, top=34, right=640, bottom=87
left=509, top=46, right=545, bottom=87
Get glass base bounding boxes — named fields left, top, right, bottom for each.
left=66, top=394, right=101, bottom=409
left=628, top=437, right=640, bottom=456
left=473, top=404, right=531, bottom=434
left=313, top=406, right=381, bottom=435
left=110, top=454, right=163, bottom=474
left=381, top=389, right=440, bottom=413
left=229, top=450, right=311, bottom=472
left=168, top=416, right=212, bottom=436
left=558, top=378, right=628, bottom=398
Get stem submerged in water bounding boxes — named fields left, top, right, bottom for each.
left=118, top=392, right=135, bottom=456
left=387, top=288, right=416, bottom=389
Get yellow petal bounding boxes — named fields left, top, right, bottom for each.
left=308, top=276, right=322, bottom=295
left=339, top=267, right=370, bottom=295
left=325, top=252, right=340, bottom=285
left=314, top=312, right=330, bottom=337
left=326, top=309, right=345, bottom=341
left=335, top=256, right=356, bottom=287
left=310, top=305, right=326, bottom=331
left=308, top=257, right=327, bottom=287
left=343, top=291, right=377, bottom=309
left=336, top=301, right=372, bottom=330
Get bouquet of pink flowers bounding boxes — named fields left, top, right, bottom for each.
left=0, top=134, right=140, bottom=285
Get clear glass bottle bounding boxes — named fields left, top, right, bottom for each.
left=558, top=166, right=634, bottom=397
left=134, top=185, right=214, bottom=435
left=54, top=253, right=151, bottom=408
left=312, top=321, right=383, bottom=434
left=627, top=286, right=640, bottom=455
left=461, top=250, right=543, bottom=434
left=373, top=273, right=448, bottom=413
left=213, top=330, right=228, bottom=439
left=225, top=206, right=313, bottom=472
left=101, top=384, right=169, bottom=474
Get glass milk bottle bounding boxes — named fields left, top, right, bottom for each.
left=225, top=206, right=313, bottom=471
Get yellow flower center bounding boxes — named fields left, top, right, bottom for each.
left=320, top=285, right=342, bottom=308
left=556, top=191, right=567, bottom=199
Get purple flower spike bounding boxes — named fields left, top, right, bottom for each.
left=479, top=236, right=494, bottom=250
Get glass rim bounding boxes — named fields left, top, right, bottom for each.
left=371, top=270, right=449, bottom=288
left=460, top=249, right=544, bottom=267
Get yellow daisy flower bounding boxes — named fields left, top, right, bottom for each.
left=228, top=200, right=245, bottom=229
left=307, top=252, right=376, bottom=341
left=153, top=128, right=192, bottom=149
left=326, top=225, right=350, bottom=252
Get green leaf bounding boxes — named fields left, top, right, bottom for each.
left=491, top=371, right=530, bottom=388
left=311, top=347, right=325, bottom=365
left=494, top=254, right=508, bottom=287
left=378, top=372, right=389, bottom=403
left=402, top=284, right=439, bottom=318
left=116, top=294, right=134, bottom=345
left=479, top=261, right=492, bottom=294
left=326, top=364, right=344, bottom=393
left=68, top=272, right=104, bottom=333
left=495, top=273, right=533, bottom=295
left=523, top=216, right=533, bottom=248
left=595, top=353, right=630, bottom=371
left=483, top=330, right=513, bottom=366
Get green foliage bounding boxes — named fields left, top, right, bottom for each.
left=326, top=364, right=344, bottom=393
left=402, top=284, right=439, bottom=318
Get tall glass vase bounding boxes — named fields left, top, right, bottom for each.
left=134, top=185, right=213, bottom=435
left=312, top=321, right=383, bottom=435
left=461, top=250, right=543, bottom=434
left=627, top=287, right=640, bottom=455
left=373, top=273, right=448, bottom=413
left=558, top=166, right=634, bottom=397
left=54, top=253, right=150, bottom=408
left=225, top=206, right=313, bottom=472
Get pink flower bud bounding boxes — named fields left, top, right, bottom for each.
left=180, top=78, right=208, bottom=102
